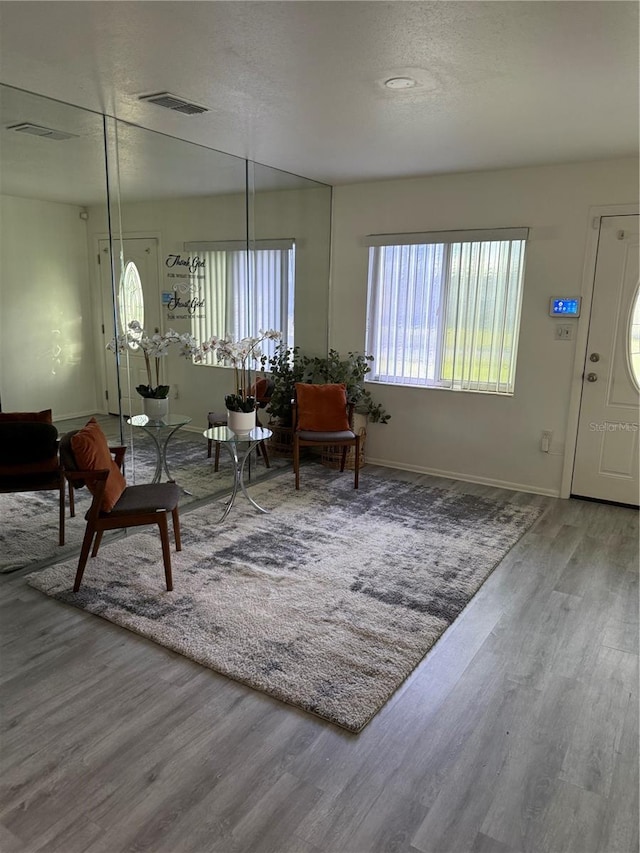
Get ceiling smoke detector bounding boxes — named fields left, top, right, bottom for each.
left=6, top=123, right=79, bottom=140
left=138, top=92, right=209, bottom=115
left=384, top=77, right=418, bottom=90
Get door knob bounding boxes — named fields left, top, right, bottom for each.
left=589, top=352, right=600, bottom=362
left=586, top=372, right=598, bottom=382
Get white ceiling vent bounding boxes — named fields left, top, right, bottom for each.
left=138, top=92, right=209, bottom=115
left=6, top=123, right=79, bottom=140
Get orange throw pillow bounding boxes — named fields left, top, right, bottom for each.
left=296, top=383, right=350, bottom=432
left=70, top=418, right=126, bottom=512
left=0, top=409, right=52, bottom=423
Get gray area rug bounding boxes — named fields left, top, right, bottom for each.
left=0, top=429, right=282, bottom=572
left=28, top=467, right=543, bottom=731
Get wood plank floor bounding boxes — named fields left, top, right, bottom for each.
left=1, top=467, right=638, bottom=853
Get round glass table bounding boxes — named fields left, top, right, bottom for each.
left=127, top=413, right=192, bottom=484
left=203, top=425, right=273, bottom=522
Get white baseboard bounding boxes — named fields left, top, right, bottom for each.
left=53, top=409, right=104, bottom=423
left=365, top=456, right=561, bottom=498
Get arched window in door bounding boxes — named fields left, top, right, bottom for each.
left=119, top=261, right=144, bottom=349
left=630, top=283, right=640, bottom=390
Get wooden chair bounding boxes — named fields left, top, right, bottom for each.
left=0, top=410, right=65, bottom=545
left=60, top=419, right=181, bottom=592
left=292, top=383, right=360, bottom=490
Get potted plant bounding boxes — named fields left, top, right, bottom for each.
left=257, top=343, right=310, bottom=455
left=305, top=349, right=390, bottom=423
left=260, top=343, right=311, bottom=427
left=107, top=320, right=171, bottom=401
left=198, top=330, right=282, bottom=433
left=213, top=331, right=280, bottom=403
left=260, top=344, right=390, bottom=459
left=107, top=320, right=176, bottom=420
left=304, top=349, right=390, bottom=470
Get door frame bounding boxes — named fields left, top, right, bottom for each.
left=561, top=203, right=639, bottom=499
left=93, top=230, right=164, bottom=416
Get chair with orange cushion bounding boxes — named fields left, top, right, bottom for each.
left=292, top=383, right=360, bottom=490
left=0, top=409, right=66, bottom=546
left=59, top=418, right=181, bottom=592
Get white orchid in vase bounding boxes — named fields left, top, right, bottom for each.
left=210, top=330, right=282, bottom=412
left=107, top=321, right=173, bottom=399
left=108, top=324, right=282, bottom=410
left=107, top=321, right=198, bottom=399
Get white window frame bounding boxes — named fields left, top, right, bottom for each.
left=118, top=260, right=144, bottom=350
left=629, top=281, right=640, bottom=391
left=365, top=227, right=529, bottom=395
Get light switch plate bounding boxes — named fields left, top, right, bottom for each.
left=555, top=325, right=573, bottom=340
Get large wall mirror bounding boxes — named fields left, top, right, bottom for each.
left=0, top=83, right=331, bottom=568
left=0, top=85, right=109, bottom=419
left=98, top=118, right=331, bottom=431
left=248, top=160, right=332, bottom=359
left=91, top=119, right=250, bottom=425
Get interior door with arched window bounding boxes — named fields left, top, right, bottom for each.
left=572, top=215, right=639, bottom=506
left=99, top=237, right=161, bottom=417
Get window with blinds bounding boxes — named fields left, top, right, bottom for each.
left=184, top=240, right=295, bottom=362
left=365, top=228, right=528, bottom=394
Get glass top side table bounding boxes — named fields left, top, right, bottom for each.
left=128, top=413, right=192, bottom=484
left=203, top=425, right=273, bottom=522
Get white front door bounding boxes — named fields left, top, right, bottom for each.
left=572, top=215, right=639, bottom=506
left=99, top=237, right=160, bottom=417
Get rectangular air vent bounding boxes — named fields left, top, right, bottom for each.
left=138, top=92, right=209, bottom=115
left=6, top=123, right=79, bottom=140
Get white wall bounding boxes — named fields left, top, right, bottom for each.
left=330, top=158, right=639, bottom=495
left=0, top=194, right=99, bottom=419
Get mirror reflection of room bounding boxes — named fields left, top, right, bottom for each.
left=0, top=83, right=332, bottom=572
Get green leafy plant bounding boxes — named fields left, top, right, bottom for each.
left=224, top=392, right=256, bottom=413
left=305, top=349, right=391, bottom=423
left=260, top=343, right=310, bottom=425
left=261, top=344, right=390, bottom=425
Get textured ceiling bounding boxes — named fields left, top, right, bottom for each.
left=0, top=0, right=638, bottom=188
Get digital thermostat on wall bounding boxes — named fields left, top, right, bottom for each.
left=549, top=297, right=581, bottom=317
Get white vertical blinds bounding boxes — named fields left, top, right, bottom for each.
left=366, top=229, right=528, bottom=394
left=183, top=240, right=295, bottom=363
left=192, top=250, right=228, bottom=347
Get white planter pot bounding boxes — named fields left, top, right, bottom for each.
left=227, top=409, right=255, bottom=435
left=143, top=396, right=169, bottom=422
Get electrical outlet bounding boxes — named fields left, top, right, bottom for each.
left=173, top=385, right=180, bottom=400
left=541, top=430, right=553, bottom=453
